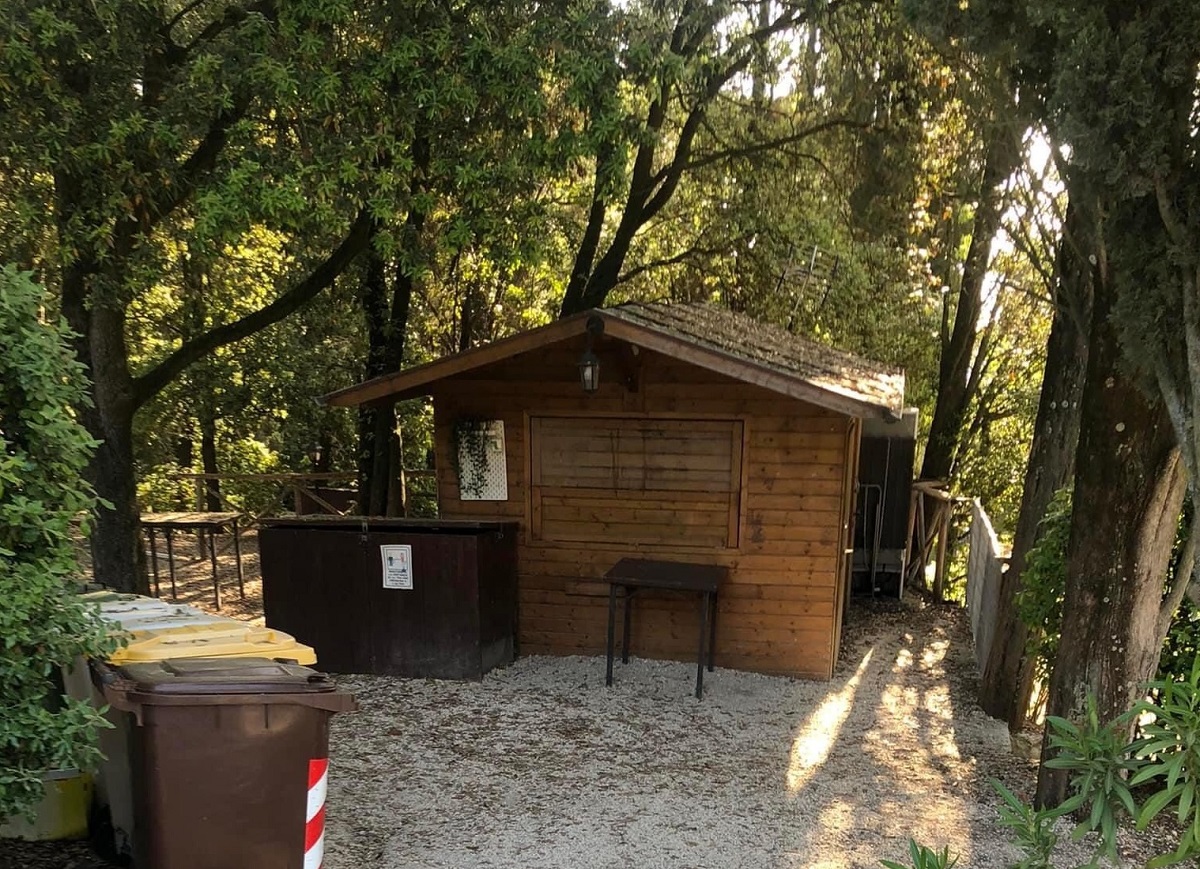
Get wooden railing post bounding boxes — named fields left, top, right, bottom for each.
left=933, top=501, right=950, bottom=601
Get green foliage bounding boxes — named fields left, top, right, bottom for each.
left=1130, top=658, right=1200, bottom=867
left=894, top=683, right=1200, bottom=869
left=996, top=683, right=1200, bottom=868
left=993, top=779, right=1058, bottom=869
left=1015, top=487, right=1072, bottom=683
left=451, top=419, right=495, bottom=500
left=1156, top=502, right=1197, bottom=685
left=0, top=0, right=1058, bottom=599
left=1042, top=698, right=1140, bottom=863
left=1161, top=600, right=1200, bottom=686
left=880, top=839, right=958, bottom=869
left=0, top=266, right=120, bottom=822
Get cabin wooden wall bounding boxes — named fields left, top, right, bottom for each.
left=431, top=340, right=858, bottom=679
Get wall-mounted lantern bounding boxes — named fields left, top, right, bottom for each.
left=578, top=315, right=604, bottom=394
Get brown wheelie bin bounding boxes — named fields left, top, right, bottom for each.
left=98, top=657, right=356, bottom=869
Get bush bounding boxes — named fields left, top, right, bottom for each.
left=1158, top=499, right=1197, bottom=685
left=0, top=265, right=120, bottom=822
left=1015, top=486, right=1072, bottom=685
left=880, top=840, right=958, bottom=869
left=1130, top=658, right=1200, bottom=866
left=884, top=675, right=1200, bottom=869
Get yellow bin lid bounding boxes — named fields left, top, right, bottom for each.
left=106, top=622, right=317, bottom=666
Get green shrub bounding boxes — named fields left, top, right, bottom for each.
left=880, top=839, right=958, bottom=869
left=0, top=265, right=120, bottom=822
left=889, top=678, right=1200, bottom=869
left=1042, top=697, right=1141, bottom=864
left=1160, top=598, right=1200, bottom=685
left=993, top=779, right=1058, bottom=869
left=1014, top=486, right=1072, bottom=684
left=1157, top=499, right=1197, bottom=685
left=1131, top=657, right=1200, bottom=867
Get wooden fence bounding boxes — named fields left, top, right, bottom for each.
left=169, top=470, right=437, bottom=520
left=965, top=498, right=1011, bottom=673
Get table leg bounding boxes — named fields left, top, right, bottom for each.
left=165, top=530, right=178, bottom=600
left=209, top=528, right=221, bottom=611
left=708, top=590, right=718, bottom=672
left=621, top=588, right=635, bottom=664
left=147, top=529, right=161, bottom=598
left=606, top=582, right=618, bottom=687
left=232, top=518, right=245, bottom=599
left=696, top=591, right=711, bottom=700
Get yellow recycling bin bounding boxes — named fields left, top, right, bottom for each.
left=0, top=770, right=92, bottom=842
left=106, top=622, right=317, bottom=666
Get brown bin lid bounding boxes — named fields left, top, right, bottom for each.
left=115, top=657, right=338, bottom=696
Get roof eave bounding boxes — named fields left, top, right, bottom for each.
left=319, top=312, right=593, bottom=407
left=320, top=307, right=904, bottom=418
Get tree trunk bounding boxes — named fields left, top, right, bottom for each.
left=920, top=134, right=1019, bottom=484
left=357, top=246, right=418, bottom=513
left=979, top=204, right=1093, bottom=730
left=357, top=139, right=425, bottom=515
left=61, top=260, right=147, bottom=595
left=1035, top=281, right=1185, bottom=808
left=357, top=249, right=395, bottom=516
left=85, top=402, right=146, bottom=593
left=559, top=190, right=609, bottom=318
left=386, top=427, right=406, bottom=517
left=459, top=282, right=475, bottom=353
left=53, top=154, right=147, bottom=594
left=198, top=395, right=221, bottom=511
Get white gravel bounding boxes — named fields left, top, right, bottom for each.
left=321, top=602, right=1126, bottom=869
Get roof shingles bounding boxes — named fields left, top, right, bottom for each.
left=605, top=302, right=904, bottom=415
left=321, top=301, right=904, bottom=416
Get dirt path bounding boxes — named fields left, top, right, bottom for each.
left=321, top=597, right=1123, bottom=869
left=137, top=529, right=266, bottom=624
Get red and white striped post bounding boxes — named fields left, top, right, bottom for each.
left=304, top=758, right=329, bottom=869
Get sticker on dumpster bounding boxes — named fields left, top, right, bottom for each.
left=380, top=544, right=413, bottom=589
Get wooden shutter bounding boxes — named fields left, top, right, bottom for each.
left=530, top=417, right=743, bottom=548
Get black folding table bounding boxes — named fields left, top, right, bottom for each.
left=604, top=557, right=727, bottom=699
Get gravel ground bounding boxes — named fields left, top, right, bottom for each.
left=16, top=543, right=1179, bottom=868
left=0, top=840, right=117, bottom=869
left=320, top=598, right=1158, bottom=869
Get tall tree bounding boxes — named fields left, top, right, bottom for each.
left=557, top=0, right=876, bottom=317
left=1035, top=207, right=1185, bottom=804
left=918, top=117, right=1021, bottom=484
left=0, top=0, right=584, bottom=588
left=1, top=0, right=387, bottom=590
left=936, top=0, right=1200, bottom=805
left=349, top=0, right=580, bottom=513
left=979, top=201, right=1092, bottom=729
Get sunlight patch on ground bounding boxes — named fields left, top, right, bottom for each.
left=785, top=648, right=874, bottom=793
left=866, top=633, right=970, bottom=857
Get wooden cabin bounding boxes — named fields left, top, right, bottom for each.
left=323, top=303, right=904, bottom=679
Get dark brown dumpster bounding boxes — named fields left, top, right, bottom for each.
left=99, top=657, right=356, bottom=869
left=257, top=517, right=518, bottom=679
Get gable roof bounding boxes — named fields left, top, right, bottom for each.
left=321, top=302, right=905, bottom=419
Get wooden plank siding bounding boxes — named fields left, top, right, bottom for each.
left=431, top=346, right=854, bottom=679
